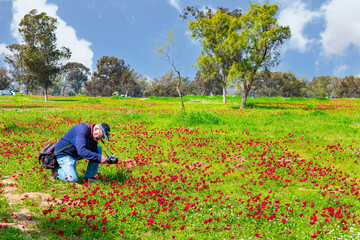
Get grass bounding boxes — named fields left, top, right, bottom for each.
left=0, top=95, right=360, bottom=239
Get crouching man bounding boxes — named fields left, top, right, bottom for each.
left=53, top=123, right=111, bottom=183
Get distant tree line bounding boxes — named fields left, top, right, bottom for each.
left=1, top=8, right=360, bottom=101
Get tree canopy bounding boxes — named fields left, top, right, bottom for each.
left=184, top=3, right=290, bottom=108
left=85, top=56, right=137, bottom=97
left=17, top=9, right=71, bottom=100
left=0, top=67, right=11, bottom=90
left=183, top=7, right=241, bottom=104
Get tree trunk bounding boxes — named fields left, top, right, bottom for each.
left=176, top=71, right=185, bottom=111
left=241, top=81, right=249, bottom=109
left=177, top=87, right=185, bottom=111
left=45, top=87, right=48, bottom=101
left=61, top=83, right=67, bottom=96
left=222, top=85, right=227, bottom=103
left=220, top=66, right=227, bottom=104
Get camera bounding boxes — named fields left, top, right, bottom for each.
left=107, top=155, right=119, bottom=164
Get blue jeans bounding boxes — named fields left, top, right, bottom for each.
left=55, top=146, right=102, bottom=182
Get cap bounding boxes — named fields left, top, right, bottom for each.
left=98, top=123, right=110, bottom=141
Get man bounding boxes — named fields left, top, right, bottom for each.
left=53, top=123, right=111, bottom=183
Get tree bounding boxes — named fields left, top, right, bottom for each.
left=5, top=44, right=36, bottom=94
left=226, top=3, right=291, bottom=108
left=134, top=73, right=152, bottom=97
left=248, top=71, right=305, bottom=98
left=183, top=7, right=242, bottom=104
left=0, top=67, right=11, bottom=89
left=336, top=76, right=360, bottom=98
left=306, top=76, right=337, bottom=98
left=85, top=56, right=137, bottom=97
left=149, top=70, right=190, bottom=97
left=62, top=62, right=90, bottom=95
left=190, top=70, right=223, bottom=96
left=18, top=9, right=71, bottom=100
left=155, top=30, right=185, bottom=111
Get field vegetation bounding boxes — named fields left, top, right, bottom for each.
left=0, top=95, right=360, bottom=239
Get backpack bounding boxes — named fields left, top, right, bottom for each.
left=38, top=143, right=72, bottom=169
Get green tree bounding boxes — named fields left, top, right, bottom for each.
left=190, top=70, right=223, bottom=96
left=183, top=7, right=241, bottom=104
left=336, top=76, right=360, bottom=98
left=149, top=70, right=190, bottom=97
left=155, top=30, right=185, bottom=111
left=306, top=76, right=338, bottom=98
left=226, top=3, right=291, bottom=108
left=0, top=67, right=11, bottom=90
left=5, top=44, right=36, bottom=94
left=62, top=62, right=90, bottom=95
left=134, top=73, right=152, bottom=97
left=85, top=56, right=137, bottom=97
left=249, top=71, right=305, bottom=97
left=18, top=9, right=71, bottom=100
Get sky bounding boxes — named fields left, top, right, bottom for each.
left=1, top=0, right=360, bottom=82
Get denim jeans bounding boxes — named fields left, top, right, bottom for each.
left=55, top=146, right=102, bottom=182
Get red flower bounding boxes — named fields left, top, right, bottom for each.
left=56, top=230, right=64, bottom=236
left=179, top=225, right=185, bottom=230
left=157, top=197, right=166, bottom=205
left=120, top=230, right=125, bottom=233
left=310, top=233, right=318, bottom=238
left=342, top=226, right=348, bottom=231
left=77, top=228, right=82, bottom=233
left=101, top=226, right=106, bottom=232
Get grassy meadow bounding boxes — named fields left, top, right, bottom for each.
left=0, top=95, right=360, bottom=239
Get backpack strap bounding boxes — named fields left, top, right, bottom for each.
left=54, top=143, right=73, bottom=155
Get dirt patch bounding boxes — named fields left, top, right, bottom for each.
left=228, top=156, right=248, bottom=162
left=277, top=158, right=294, bottom=166
left=192, top=161, right=207, bottom=168
left=0, top=177, right=51, bottom=232
left=231, top=163, right=247, bottom=170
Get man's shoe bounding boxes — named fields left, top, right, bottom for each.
left=83, top=177, right=97, bottom=183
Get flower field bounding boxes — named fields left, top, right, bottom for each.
left=1, top=95, right=360, bottom=239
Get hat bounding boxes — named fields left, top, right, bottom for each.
left=98, top=123, right=110, bottom=141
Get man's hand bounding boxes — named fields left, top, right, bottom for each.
left=100, top=155, right=107, bottom=164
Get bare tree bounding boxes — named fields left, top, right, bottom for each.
left=155, top=30, right=185, bottom=111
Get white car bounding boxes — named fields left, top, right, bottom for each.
left=0, top=90, right=13, bottom=96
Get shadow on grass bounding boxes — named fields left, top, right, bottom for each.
left=229, top=102, right=299, bottom=110
left=0, top=105, right=54, bottom=109
left=50, top=99, right=79, bottom=102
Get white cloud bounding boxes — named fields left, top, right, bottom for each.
left=277, top=0, right=321, bottom=52
left=333, top=64, right=348, bottom=76
left=5, top=0, right=93, bottom=70
left=168, top=0, right=181, bottom=12
left=185, top=30, right=198, bottom=45
left=320, top=0, right=360, bottom=57
left=199, top=5, right=217, bottom=14
left=0, top=43, right=11, bottom=57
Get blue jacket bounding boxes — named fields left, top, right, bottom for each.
left=55, top=123, right=101, bottom=162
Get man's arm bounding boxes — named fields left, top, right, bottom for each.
left=75, top=124, right=101, bottom=162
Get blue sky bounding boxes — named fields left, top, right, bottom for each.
left=1, top=0, right=360, bottom=82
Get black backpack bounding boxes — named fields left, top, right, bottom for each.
left=38, top=143, right=72, bottom=169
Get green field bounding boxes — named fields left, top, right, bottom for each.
left=1, top=95, right=360, bottom=239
